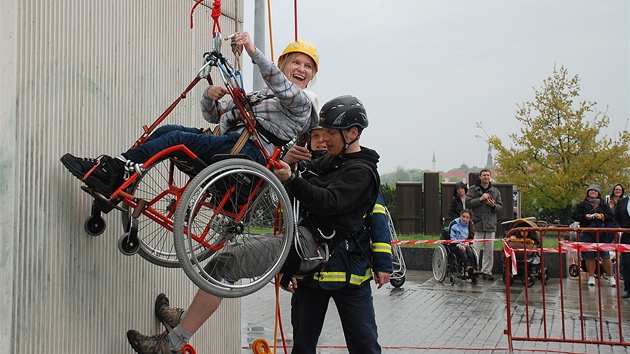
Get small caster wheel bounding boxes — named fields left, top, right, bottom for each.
left=523, top=275, right=536, bottom=288
left=118, top=234, right=139, bottom=256
left=84, top=216, right=106, bottom=236
left=543, top=268, right=550, bottom=285
left=569, top=264, right=579, bottom=277
left=449, top=274, right=456, bottom=285
left=390, top=276, right=405, bottom=288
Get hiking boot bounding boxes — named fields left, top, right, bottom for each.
left=155, top=293, right=185, bottom=332
left=127, top=330, right=179, bottom=354
left=60, top=153, right=125, bottom=197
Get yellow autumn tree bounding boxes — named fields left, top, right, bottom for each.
left=481, top=65, right=630, bottom=223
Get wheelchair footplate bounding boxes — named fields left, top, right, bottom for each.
left=80, top=185, right=126, bottom=213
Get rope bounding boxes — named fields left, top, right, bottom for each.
left=230, top=37, right=242, bottom=71
left=180, top=343, right=197, bottom=354
left=251, top=338, right=271, bottom=354
left=266, top=0, right=275, bottom=61
left=189, top=0, right=222, bottom=34
left=293, top=0, right=298, bottom=41
left=211, top=0, right=222, bottom=35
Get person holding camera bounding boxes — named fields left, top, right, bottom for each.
left=466, top=169, right=503, bottom=281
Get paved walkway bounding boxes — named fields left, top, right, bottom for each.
left=242, top=270, right=630, bottom=353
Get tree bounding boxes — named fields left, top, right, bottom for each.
left=380, top=183, right=397, bottom=228
left=480, top=65, right=630, bottom=223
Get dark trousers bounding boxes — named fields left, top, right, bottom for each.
left=290, top=283, right=381, bottom=354
left=122, top=124, right=265, bottom=165
left=622, top=252, right=630, bottom=292
left=451, top=245, right=477, bottom=269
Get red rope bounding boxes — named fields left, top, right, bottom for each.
left=211, top=0, right=222, bottom=35
left=190, top=0, right=205, bottom=29
left=189, top=0, right=222, bottom=34
left=293, top=0, right=298, bottom=41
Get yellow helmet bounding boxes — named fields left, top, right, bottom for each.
left=278, top=40, right=319, bottom=72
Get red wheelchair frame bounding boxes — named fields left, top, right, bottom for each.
left=79, top=0, right=295, bottom=299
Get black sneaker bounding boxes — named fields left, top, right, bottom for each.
left=155, top=293, right=185, bottom=332
left=60, top=153, right=124, bottom=197
left=127, top=330, right=179, bottom=354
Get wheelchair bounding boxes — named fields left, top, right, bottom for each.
left=387, top=207, right=406, bottom=288
left=75, top=25, right=295, bottom=298
left=432, top=220, right=479, bottom=285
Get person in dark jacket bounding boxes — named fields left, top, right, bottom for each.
left=449, top=181, right=468, bottom=219
left=613, top=186, right=630, bottom=298
left=466, top=169, right=503, bottom=281
left=573, top=184, right=616, bottom=287
left=274, top=95, right=390, bottom=354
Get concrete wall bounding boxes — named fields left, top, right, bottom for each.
left=0, top=1, right=244, bottom=352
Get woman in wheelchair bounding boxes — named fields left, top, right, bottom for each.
left=61, top=32, right=320, bottom=198
left=450, top=209, right=479, bottom=278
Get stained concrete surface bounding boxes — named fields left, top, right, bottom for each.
left=242, top=270, right=630, bottom=353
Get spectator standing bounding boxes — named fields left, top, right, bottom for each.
left=448, top=181, right=468, bottom=219
left=608, top=183, right=625, bottom=213
left=572, top=184, right=616, bottom=287
left=613, top=185, right=630, bottom=298
left=466, top=169, right=503, bottom=281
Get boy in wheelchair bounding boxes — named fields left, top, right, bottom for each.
left=449, top=209, right=480, bottom=280
left=61, top=32, right=320, bottom=199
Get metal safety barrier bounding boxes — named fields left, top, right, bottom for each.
left=502, top=226, right=630, bottom=353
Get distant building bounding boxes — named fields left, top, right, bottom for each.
left=442, top=167, right=468, bottom=183
left=431, top=145, right=499, bottom=184
left=486, top=143, right=494, bottom=167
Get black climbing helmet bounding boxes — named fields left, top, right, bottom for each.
left=319, top=95, right=368, bottom=131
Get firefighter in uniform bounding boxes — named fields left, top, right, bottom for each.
left=274, top=95, right=392, bottom=354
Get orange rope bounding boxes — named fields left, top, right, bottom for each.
left=266, top=0, right=275, bottom=61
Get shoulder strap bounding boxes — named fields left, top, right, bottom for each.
left=343, top=158, right=381, bottom=238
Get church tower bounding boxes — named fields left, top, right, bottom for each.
left=486, top=144, right=493, bottom=167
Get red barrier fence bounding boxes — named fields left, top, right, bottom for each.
left=502, top=226, right=630, bottom=353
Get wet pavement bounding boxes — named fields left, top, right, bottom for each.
left=242, top=270, right=630, bottom=353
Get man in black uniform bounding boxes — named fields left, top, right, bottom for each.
left=274, top=95, right=391, bottom=354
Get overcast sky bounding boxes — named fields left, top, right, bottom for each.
left=241, top=1, right=629, bottom=174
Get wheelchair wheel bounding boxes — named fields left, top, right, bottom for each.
left=390, top=275, right=405, bottom=288
left=84, top=215, right=106, bottom=236
left=568, top=263, right=579, bottom=277
left=173, top=159, right=293, bottom=298
left=502, top=267, right=515, bottom=286
left=523, top=274, right=536, bottom=288
left=121, top=158, right=191, bottom=268
left=541, top=267, right=549, bottom=285
left=432, top=245, right=448, bottom=282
